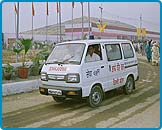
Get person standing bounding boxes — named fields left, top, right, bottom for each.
left=145, top=40, right=152, bottom=62
left=140, top=42, right=145, bottom=56
left=137, top=42, right=140, bottom=54
left=151, top=41, right=160, bottom=66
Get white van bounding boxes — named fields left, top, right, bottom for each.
left=39, top=39, right=139, bottom=107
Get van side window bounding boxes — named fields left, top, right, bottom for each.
left=122, top=43, right=134, bottom=59
left=85, top=44, right=102, bottom=62
left=105, top=44, right=122, bottom=61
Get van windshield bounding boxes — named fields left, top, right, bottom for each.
left=46, top=43, right=85, bottom=65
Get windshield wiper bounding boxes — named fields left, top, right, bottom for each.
left=62, top=56, right=74, bottom=63
left=45, top=56, right=75, bottom=65
left=45, top=61, right=65, bottom=65
left=68, top=60, right=80, bottom=65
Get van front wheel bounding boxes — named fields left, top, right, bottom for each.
left=124, top=76, right=134, bottom=95
left=87, top=85, right=103, bottom=108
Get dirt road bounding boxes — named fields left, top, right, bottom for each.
left=2, top=59, right=160, bottom=128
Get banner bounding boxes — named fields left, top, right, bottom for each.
left=72, top=2, right=74, bottom=8
left=32, top=2, right=35, bottom=16
left=97, top=23, right=107, bottom=32
left=56, top=2, right=59, bottom=13
left=136, top=28, right=141, bottom=37
left=46, top=2, right=49, bottom=15
left=142, top=28, right=146, bottom=37
left=136, top=28, right=146, bottom=37
left=14, top=3, right=18, bottom=14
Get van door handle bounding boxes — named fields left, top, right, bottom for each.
left=101, top=66, right=104, bottom=68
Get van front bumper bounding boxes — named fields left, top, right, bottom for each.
left=39, top=85, right=82, bottom=98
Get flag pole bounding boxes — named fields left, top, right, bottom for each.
left=99, top=4, right=103, bottom=38
left=15, top=4, right=17, bottom=38
left=81, top=2, right=84, bottom=40
left=56, top=3, right=58, bottom=43
left=32, top=14, right=33, bottom=40
left=72, top=2, right=74, bottom=40
left=59, top=2, right=62, bottom=42
left=46, top=15, right=48, bottom=42
left=88, top=2, right=90, bottom=38
left=16, top=2, right=19, bottom=63
left=32, top=2, right=34, bottom=40
left=57, top=14, right=58, bottom=43
left=46, top=2, right=48, bottom=42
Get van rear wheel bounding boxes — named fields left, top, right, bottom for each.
left=87, top=85, right=104, bottom=108
left=52, top=96, right=66, bottom=103
left=124, top=76, right=134, bottom=95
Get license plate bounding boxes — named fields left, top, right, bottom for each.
left=48, top=89, right=62, bottom=95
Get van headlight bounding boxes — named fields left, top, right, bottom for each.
left=66, top=73, right=80, bottom=83
left=41, top=72, right=48, bottom=81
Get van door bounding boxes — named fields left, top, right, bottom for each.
left=105, top=43, right=125, bottom=90
left=82, top=44, right=107, bottom=97
left=121, top=42, right=138, bottom=80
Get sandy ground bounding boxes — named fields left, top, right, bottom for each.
left=2, top=55, right=160, bottom=128
left=112, top=101, right=160, bottom=128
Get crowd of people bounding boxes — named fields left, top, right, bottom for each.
left=133, top=40, right=160, bottom=66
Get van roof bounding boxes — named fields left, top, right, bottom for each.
left=59, top=39, right=131, bottom=45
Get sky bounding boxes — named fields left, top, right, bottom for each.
left=2, top=2, right=160, bottom=33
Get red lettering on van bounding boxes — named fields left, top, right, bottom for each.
left=113, top=77, right=124, bottom=85
left=112, top=65, right=117, bottom=72
left=111, top=63, right=125, bottom=72
left=49, top=67, right=67, bottom=71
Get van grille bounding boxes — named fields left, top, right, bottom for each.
left=48, top=74, right=65, bottom=81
